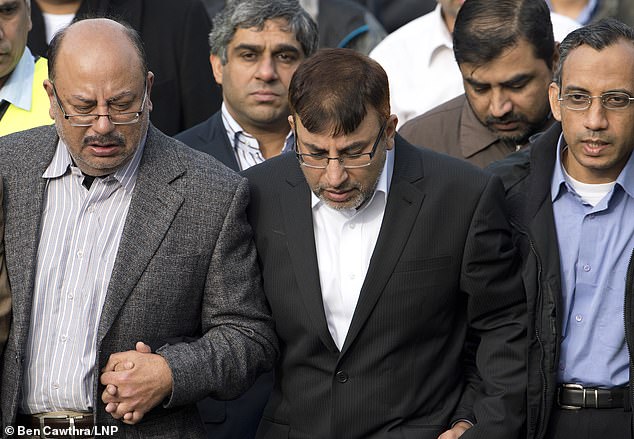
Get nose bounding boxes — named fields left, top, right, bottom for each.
left=489, top=89, right=513, bottom=118
left=583, top=99, right=609, bottom=131
left=91, top=114, right=116, bottom=134
left=255, top=57, right=279, bottom=82
left=323, top=159, right=348, bottom=188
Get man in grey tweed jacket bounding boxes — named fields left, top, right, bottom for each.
left=0, top=18, right=277, bottom=439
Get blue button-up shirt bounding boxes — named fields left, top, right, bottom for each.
left=552, top=134, right=634, bottom=387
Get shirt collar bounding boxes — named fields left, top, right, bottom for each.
left=551, top=133, right=634, bottom=201
left=459, top=96, right=500, bottom=158
left=311, top=146, right=395, bottom=211
left=221, top=102, right=293, bottom=154
left=0, top=47, right=35, bottom=111
left=42, top=130, right=147, bottom=194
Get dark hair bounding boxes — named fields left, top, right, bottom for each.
left=453, top=0, right=555, bottom=69
left=48, top=16, right=148, bottom=81
left=288, top=48, right=389, bottom=136
left=210, top=0, right=318, bottom=63
left=554, top=18, right=634, bottom=86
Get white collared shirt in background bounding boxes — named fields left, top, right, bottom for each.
left=42, top=12, right=75, bottom=44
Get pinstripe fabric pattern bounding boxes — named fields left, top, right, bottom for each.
left=221, top=104, right=293, bottom=171
left=20, top=138, right=144, bottom=413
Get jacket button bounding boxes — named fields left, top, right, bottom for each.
left=335, top=370, right=348, bottom=383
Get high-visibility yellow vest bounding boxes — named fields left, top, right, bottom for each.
left=0, top=57, right=54, bottom=137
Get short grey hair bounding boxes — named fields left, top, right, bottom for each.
left=209, top=0, right=318, bottom=64
left=554, top=18, right=634, bottom=86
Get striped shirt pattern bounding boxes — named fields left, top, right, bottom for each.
left=221, top=103, right=294, bottom=170
left=21, top=137, right=145, bottom=413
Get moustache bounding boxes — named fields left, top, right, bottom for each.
left=315, top=182, right=361, bottom=193
left=485, top=112, right=527, bottom=125
left=83, top=134, right=125, bottom=147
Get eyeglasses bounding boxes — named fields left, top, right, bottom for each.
left=52, top=82, right=147, bottom=127
left=558, top=92, right=634, bottom=111
left=295, top=121, right=387, bottom=169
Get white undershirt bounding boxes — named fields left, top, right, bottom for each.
left=42, top=12, right=75, bottom=44
left=312, top=149, right=394, bottom=350
left=562, top=161, right=615, bottom=207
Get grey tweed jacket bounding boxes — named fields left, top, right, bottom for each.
left=0, top=124, right=278, bottom=438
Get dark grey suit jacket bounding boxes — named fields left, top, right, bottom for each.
left=176, top=112, right=274, bottom=439
left=0, top=124, right=277, bottom=438
left=243, top=136, right=527, bottom=439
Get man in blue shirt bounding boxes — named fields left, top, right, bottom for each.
left=489, top=17, right=634, bottom=439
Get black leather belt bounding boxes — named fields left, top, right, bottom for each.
left=16, top=413, right=94, bottom=438
left=557, top=384, right=630, bottom=410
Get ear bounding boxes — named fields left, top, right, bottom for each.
left=210, top=54, right=224, bottom=85
left=145, top=71, right=154, bottom=112
left=549, top=82, right=562, bottom=122
left=43, top=79, right=56, bottom=120
left=384, top=114, right=398, bottom=151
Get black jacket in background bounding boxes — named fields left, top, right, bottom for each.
left=29, top=0, right=222, bottom=136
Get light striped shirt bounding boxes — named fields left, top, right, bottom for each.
left=221, top=103, right=294, bottom=170
left=21, top=136, right=145, bottom=413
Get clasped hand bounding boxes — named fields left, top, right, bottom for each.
left=100, top=341, right=172, bottom=425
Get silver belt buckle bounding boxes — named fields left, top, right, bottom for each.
left=558, top=383, right=584, bottom=410
left=39, top=414, right=82, bottom=439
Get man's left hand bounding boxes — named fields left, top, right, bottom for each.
left=437, top=421, right=471, bottom=439
left=100, top=343, right=172, bottom=424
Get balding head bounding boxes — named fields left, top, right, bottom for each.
left=48, top=18, right=148, bottom=82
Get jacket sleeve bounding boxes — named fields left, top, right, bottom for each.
left=156, top=177, right=278, bottom=407
left=458, top=174, right=527, bottom=439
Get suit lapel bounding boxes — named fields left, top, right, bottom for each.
left=6, top=131, right=58, bottom=350
left=340, top=139, right=426, bottom=356
left=97, top=126, right=184, bottom=344
left=281, top=163, right=339, bottom=353
left=208, top=113, right=240, bottom=171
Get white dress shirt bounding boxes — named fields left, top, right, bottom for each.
left=370, top=4, right=580, bottom=125
left=312, top=149, right=394, bottom=350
